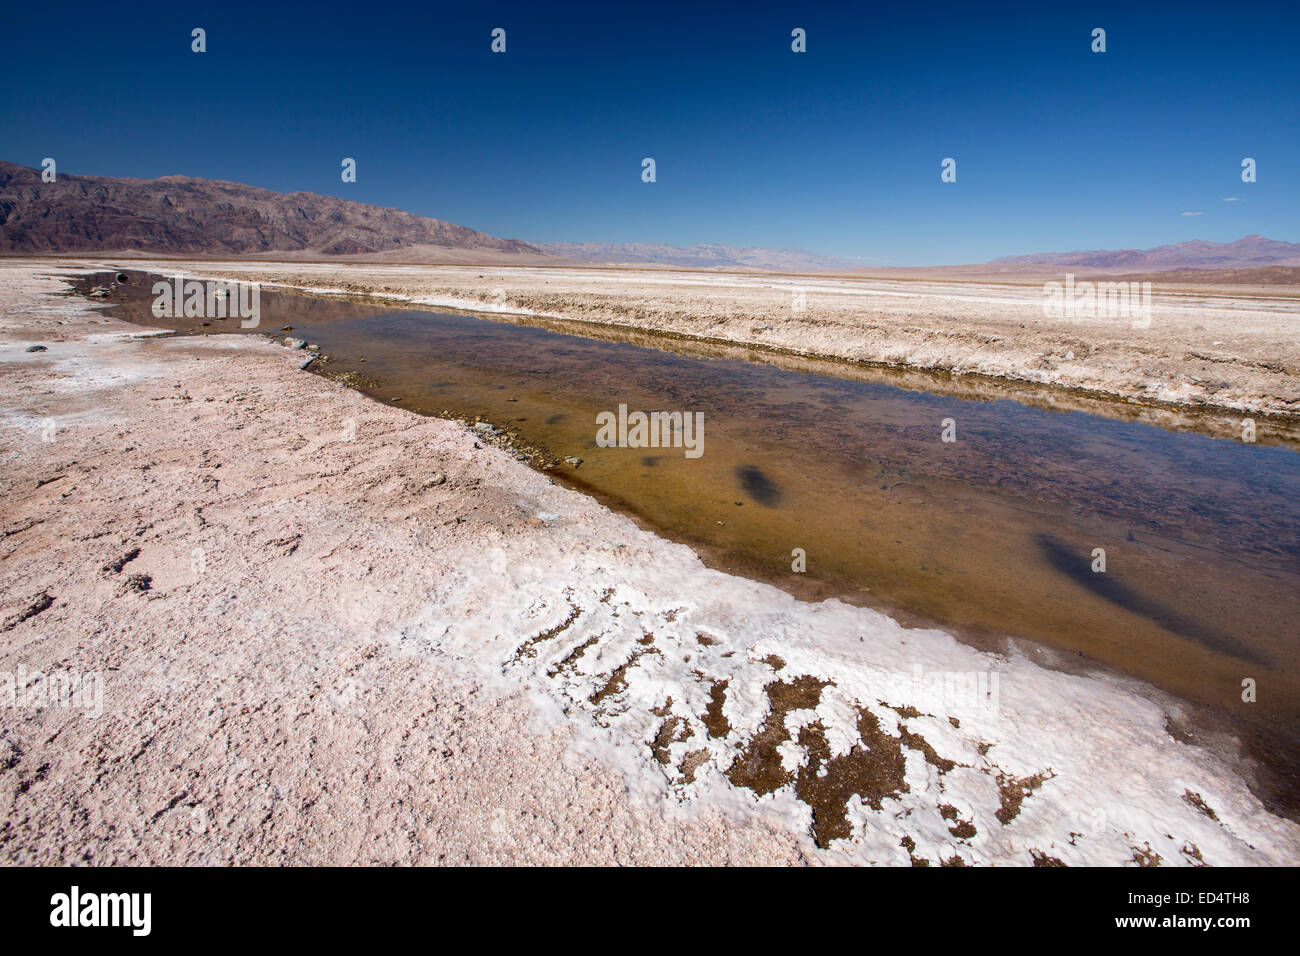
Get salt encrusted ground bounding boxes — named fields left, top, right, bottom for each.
left=1, top=260, right=1297, bottom=865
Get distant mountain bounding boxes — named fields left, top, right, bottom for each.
left=535, top=241, right=862, bottom=271
left=0, top=161, right=543, bottom=260
left=988, top=235, right=1300, bottom=271
left=4, top=161, right=1294, bottom=276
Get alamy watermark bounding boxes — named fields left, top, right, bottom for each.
left=595, top=403, right=704, bottom=458
left=1042, top=274, right=1151, bottom=328
left=1, top=665, right=103, bottom=718
left=50, top=886, right=150, bottom=936
left=152, top=273, right=260, bottom=328
left=904, top=663, right=1001, bottom=720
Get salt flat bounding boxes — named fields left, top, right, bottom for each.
left=1, top=259, right=1297, bottom=865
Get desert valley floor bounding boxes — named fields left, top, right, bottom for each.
left=1, top=258, right=1298, bottom=865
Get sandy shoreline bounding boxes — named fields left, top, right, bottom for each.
left=2, top=260, right=1298, bottom=865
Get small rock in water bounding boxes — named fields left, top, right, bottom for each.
left=284, top=337, right=307, bottom=350
left=25, top=344, right=47, bottom=352
left=564, top=456, right=584, bottom=467
left=307, top=343, right=320, bottom=351
left=427, top=472, right=447, bottom=487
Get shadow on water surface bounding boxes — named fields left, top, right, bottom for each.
left=1035, top=533, right=1271, bottom=667
left=735, top=465, right=782, bottom=507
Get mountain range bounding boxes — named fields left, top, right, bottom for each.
left=0, top=161, right=541, bottom=261
left=988, top=235, right=1300, bottom=271
left=1, top=162, right=1295, bottom=273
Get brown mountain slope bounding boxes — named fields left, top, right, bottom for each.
left=0, top=161, right=543, bottom=259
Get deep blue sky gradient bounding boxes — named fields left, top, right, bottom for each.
left=1, top=1, right=1296, bottom=264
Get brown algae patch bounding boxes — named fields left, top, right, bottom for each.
left=546, top=634, right=601, bottom=678
left=995, top=768, right=1056, bottom=825
left=939, top=803, right=978, bottom=839
left=679, top=749, right=711, bottom=785
left=1182, top=789, right=1220, bottom=822
left=701, top=679, right=732, bottom=739
left=900, top=725, right=958, bottom=773
left=1131, top=842, right=1163, bottom=867
left=510, top=598, right=581, bottom=663
left=1030, top=849, right=1068, bottom=866
left=651, top=715, right=693, bottom=766
left=726, top=677, right=923, bottom=847
left=725, top=676, right=829, bottom=796
left=793, top=708, right=910, bottom=848
left=589, top=647, right=660, bottom=708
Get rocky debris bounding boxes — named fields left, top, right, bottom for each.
left=298, top=356, right=316, bottom=370
left=283, top=337, right=307, bottom=350
left=25, top=344, right=47, bottom=352
left=426, top=472, right=447, bottom=487
left=0, top=592, right=54, bottom=632
left=117, top=572, right=153, bottom=595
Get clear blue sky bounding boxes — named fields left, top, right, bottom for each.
left=1, top=1, right=1296, bottom=264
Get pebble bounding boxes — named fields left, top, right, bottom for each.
left=427, top=472, right=447, bottom=487
left=25, top=344, right=47, bottom=352
left=284, top=337, right=307, bottom=350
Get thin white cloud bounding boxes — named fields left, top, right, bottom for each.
left=1180, top=211, right=1204, bottom=216
left=1223, top=197, right=1240, bottom=201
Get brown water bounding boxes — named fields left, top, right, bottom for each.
left=80, top=271, right=1300, bottom=809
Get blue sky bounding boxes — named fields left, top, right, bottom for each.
left=1, top=1, right=1296, bottom=264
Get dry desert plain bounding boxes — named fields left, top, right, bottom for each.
left=1, top=257, right=1298, bottom=865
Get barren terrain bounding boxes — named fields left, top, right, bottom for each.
left=110, top=259, right=1300, bottom=428
left=1, top=260, right=1298, bottom=865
